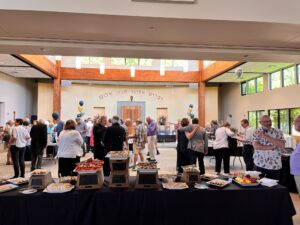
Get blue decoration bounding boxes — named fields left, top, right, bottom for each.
left=79, top=100, right=84, bottom=106
left=189, top=104, right=193, bottom=108
left=52, top=112, right=59, bottom=120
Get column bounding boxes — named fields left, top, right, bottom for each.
left=198, top=61, right=205, bottom=127
left=53, top=60, right=61, bottom=115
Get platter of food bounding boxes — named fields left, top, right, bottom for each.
left=108, top=150, right=129, bottom=159
left=136, top=162, right=158, bottom=172
left=233, top=175, right=260, bottom=187
left=31, top=169, right=48, bottom=175
left=162, top=182, right=188, bottom=190
left=43, top=183, right=74, bottom=193
left=0, top=184, right=18, bottom=194
left=200, top=173, right=219, bottom=181
left=75, top=159, right=104, bottom=172
left=181, top=165, right=199, bottom=172
left=7, top=177, right=29, bottom=185
left=19, top=188, right=37, bottom=195
left=159, top=174, right=177, bottom=183
left=59, top=176, right=77, bottom=184
left=206, top=179, right=230, bottom=188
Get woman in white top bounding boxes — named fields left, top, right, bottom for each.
left=213, top=122, right=235, bottom=174
left=57, top=120, right=84, bottom=177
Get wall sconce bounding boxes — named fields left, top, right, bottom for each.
left=99, top=63, right=105, bottom=74
left=75, top=57, right=81, bottom=69
left=130, top=66, right=135, bottom=77
left=160, top=65, right=165, bottom=76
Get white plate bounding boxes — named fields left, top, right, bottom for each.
left=0, top=184, right=18, bottom=193
left=162, top=182, right=188, bottom=190
left=43, top=184, right=74, bottom=193
left=7, top=178, right=29, bottom=185
left=21, top=189, right=37, bottom=194
left=206, top=179, right=230, bottom=188
left=194, top=183, right=209, bottom=189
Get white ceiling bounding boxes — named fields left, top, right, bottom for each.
left=209, top=62, right=294, bottom=83
left=0, top=54, right=50, bottom=79
left=1, top=11, right=300, bottom=62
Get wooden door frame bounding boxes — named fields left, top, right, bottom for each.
left=117, top=101, right=145, bottom=122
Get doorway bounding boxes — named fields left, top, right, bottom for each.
left=117, top=101, right=145, bottom=123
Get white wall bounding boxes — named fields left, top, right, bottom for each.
left=0, top=71, right=37, bottom=126
left=38, top=82, right=218, bottom=124
left=219, top=75, right=300, bottom=129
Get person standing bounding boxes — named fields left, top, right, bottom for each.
left=290, top=115, right=300, bottom=196
left=22, top=120, right=32, bottom=161
left=75, top=117, right=87, bottom=153
left=102, top=116, right=126, bottom=176
left=180, top=118, right=208, bottom=175
left=236, top=119, right=255, bottom=171
left=3, top=120, right=14, bottom=165
left=252, top=115, right=285, bottom=180
left=133, top=119, right=147, bottom=167
left=176, top=118, right=191, bottom=173
left=9, top=118, right=30, bottom=178
left=30, top=119, right=48, bottom=171
left=146, top=116, right=158, bottom=162
left=213, top=122, right=235, bottom=175
left=93, top=116, right=107, bottom=160
left=57, top=120, right=84, bottom=177
left=85, top=119, right=93, bottom=152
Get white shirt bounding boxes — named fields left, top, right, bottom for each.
left=57, top=130, right=84, bottom=158
left=239, top=126, right=255, bottom=145
left=213, top=127, right=234, bottom=149
left=24, top=126, right=31, bottom=146
left=12, top=126, right=30, bottom=148
left=86, top=121, right=93, bottom=137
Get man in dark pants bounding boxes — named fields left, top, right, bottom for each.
left=93, top=116, right=107, bottom=160
left=236, top=119, right=255, bottom=171
left=30, top=119, right=48, bottom=171
left=9, top=118, right=30, bottom=178
left=102, top=116, right=126, bottom=176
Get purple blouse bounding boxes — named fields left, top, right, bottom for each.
left=290, top=141, right=300, bottom=175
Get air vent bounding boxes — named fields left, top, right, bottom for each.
left=132, top=0, right=195, bottom=4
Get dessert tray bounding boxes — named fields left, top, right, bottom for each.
left=181, top=165, right=199, bottom=172
left=31, top=169, right=48, bottom=175
left=75, top=159, right=104, bottom=172
left=207, top=179, right=230, bottom=188
left=162, top=182, right=188, bottom=190
left=7, top=177, right=29, bottom=185
left=43, top=183, right=74, bottom=193
left=200, top=173, right=219, bottom=181
left=159, top=174, right=177, bottom=183
left=136, top=162, right=158, bottom=172
left=59, top=176, right=77, bottom=183
left=0, top=184, right=18, bottom=193
left=107, top=150, right=129, bottom=159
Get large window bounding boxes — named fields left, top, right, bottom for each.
left=139, top=58, right=153, bottom=66
left=248, top=110, right=266, bottom=128
left=270, top=71, right=282, bottom=90
left=125, top=58, right=139, bottom=66
left=241, top=76, right=263, bottom=96
left=81, top=57, right=103, bottom=65
left=269, top=110, right=279, bottom=129
left=283, top=66, right=296, bottom=87
left=279, top=109, right=290, bottom=134
left=161, top=59, right=188, bottom=68
left=111, top=57, right=125, bottom=65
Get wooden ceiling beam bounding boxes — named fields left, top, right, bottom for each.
left=15, top=54, right=57, bottom=78
left=202, top=61, right=244, bottom=82
left=60, top=68, right=200, bottom=83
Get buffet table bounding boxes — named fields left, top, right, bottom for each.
left=0, top=179, right=295, bottom=225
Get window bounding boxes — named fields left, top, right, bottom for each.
left=173, top=60, right=186, bottom=67
left=283, top=66, right=296, bottom=87
left=248, top=112, right=257, bottom=128
left=270, top=71, right=282, bottom=89
left=125, top=58, right=139, bottom=66
left=256, top=77, right=264, bottom=92
left=161, top=59, right=173, bottom=67
left=111, top=57, right=125, bottom=65
left=241, top=82, right=247, bottom=96
left=139, top=58, right=153, bottom=66
left=81, top=57, right=103, bottom=65
left=247, top=80, right=256, bottom=94
left=269, top=110, right=279, bottom=129
left=290, top=108, right=300, bottom=134
left=257, top=111, right=266, bottom=128
left=279, top=109, right=289, bottom=134
left=241, top=77, right=263, bottom=95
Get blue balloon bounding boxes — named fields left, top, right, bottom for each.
left=189, top=104, right=193, bottom=108
left=52, top=112, right=59, bottom=120
left=79, top=100, right=84, bottom=106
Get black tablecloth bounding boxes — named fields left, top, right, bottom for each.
left=0, top=179, right=295, bottom=225
left=157, top=135, right=176, bottom=143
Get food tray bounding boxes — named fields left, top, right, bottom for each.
left=7, top=177, right=29, bottom=185
left=43, top=183, right=74, bottom=193
left=162, top=182, right=188, bottom=190
left=200, top=174, right=218, bottom=181
left=0, top=184, right=18, bottom=194
left=233, top=179, right=260, bottom=187
left=206, top=179, right=230, bottom=188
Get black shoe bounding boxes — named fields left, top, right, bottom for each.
left=147, top=152, right=150, bottom=156
left=156, top=150, right=160, bottom=155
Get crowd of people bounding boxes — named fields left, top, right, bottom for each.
left=2, top=113, right=300, bottom=195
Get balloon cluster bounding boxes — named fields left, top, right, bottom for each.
left=77, top=100, right=85, bottom=118
left=52, top=112, right=59, bottom=120
left=187, top=104, right=195, bottom=119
